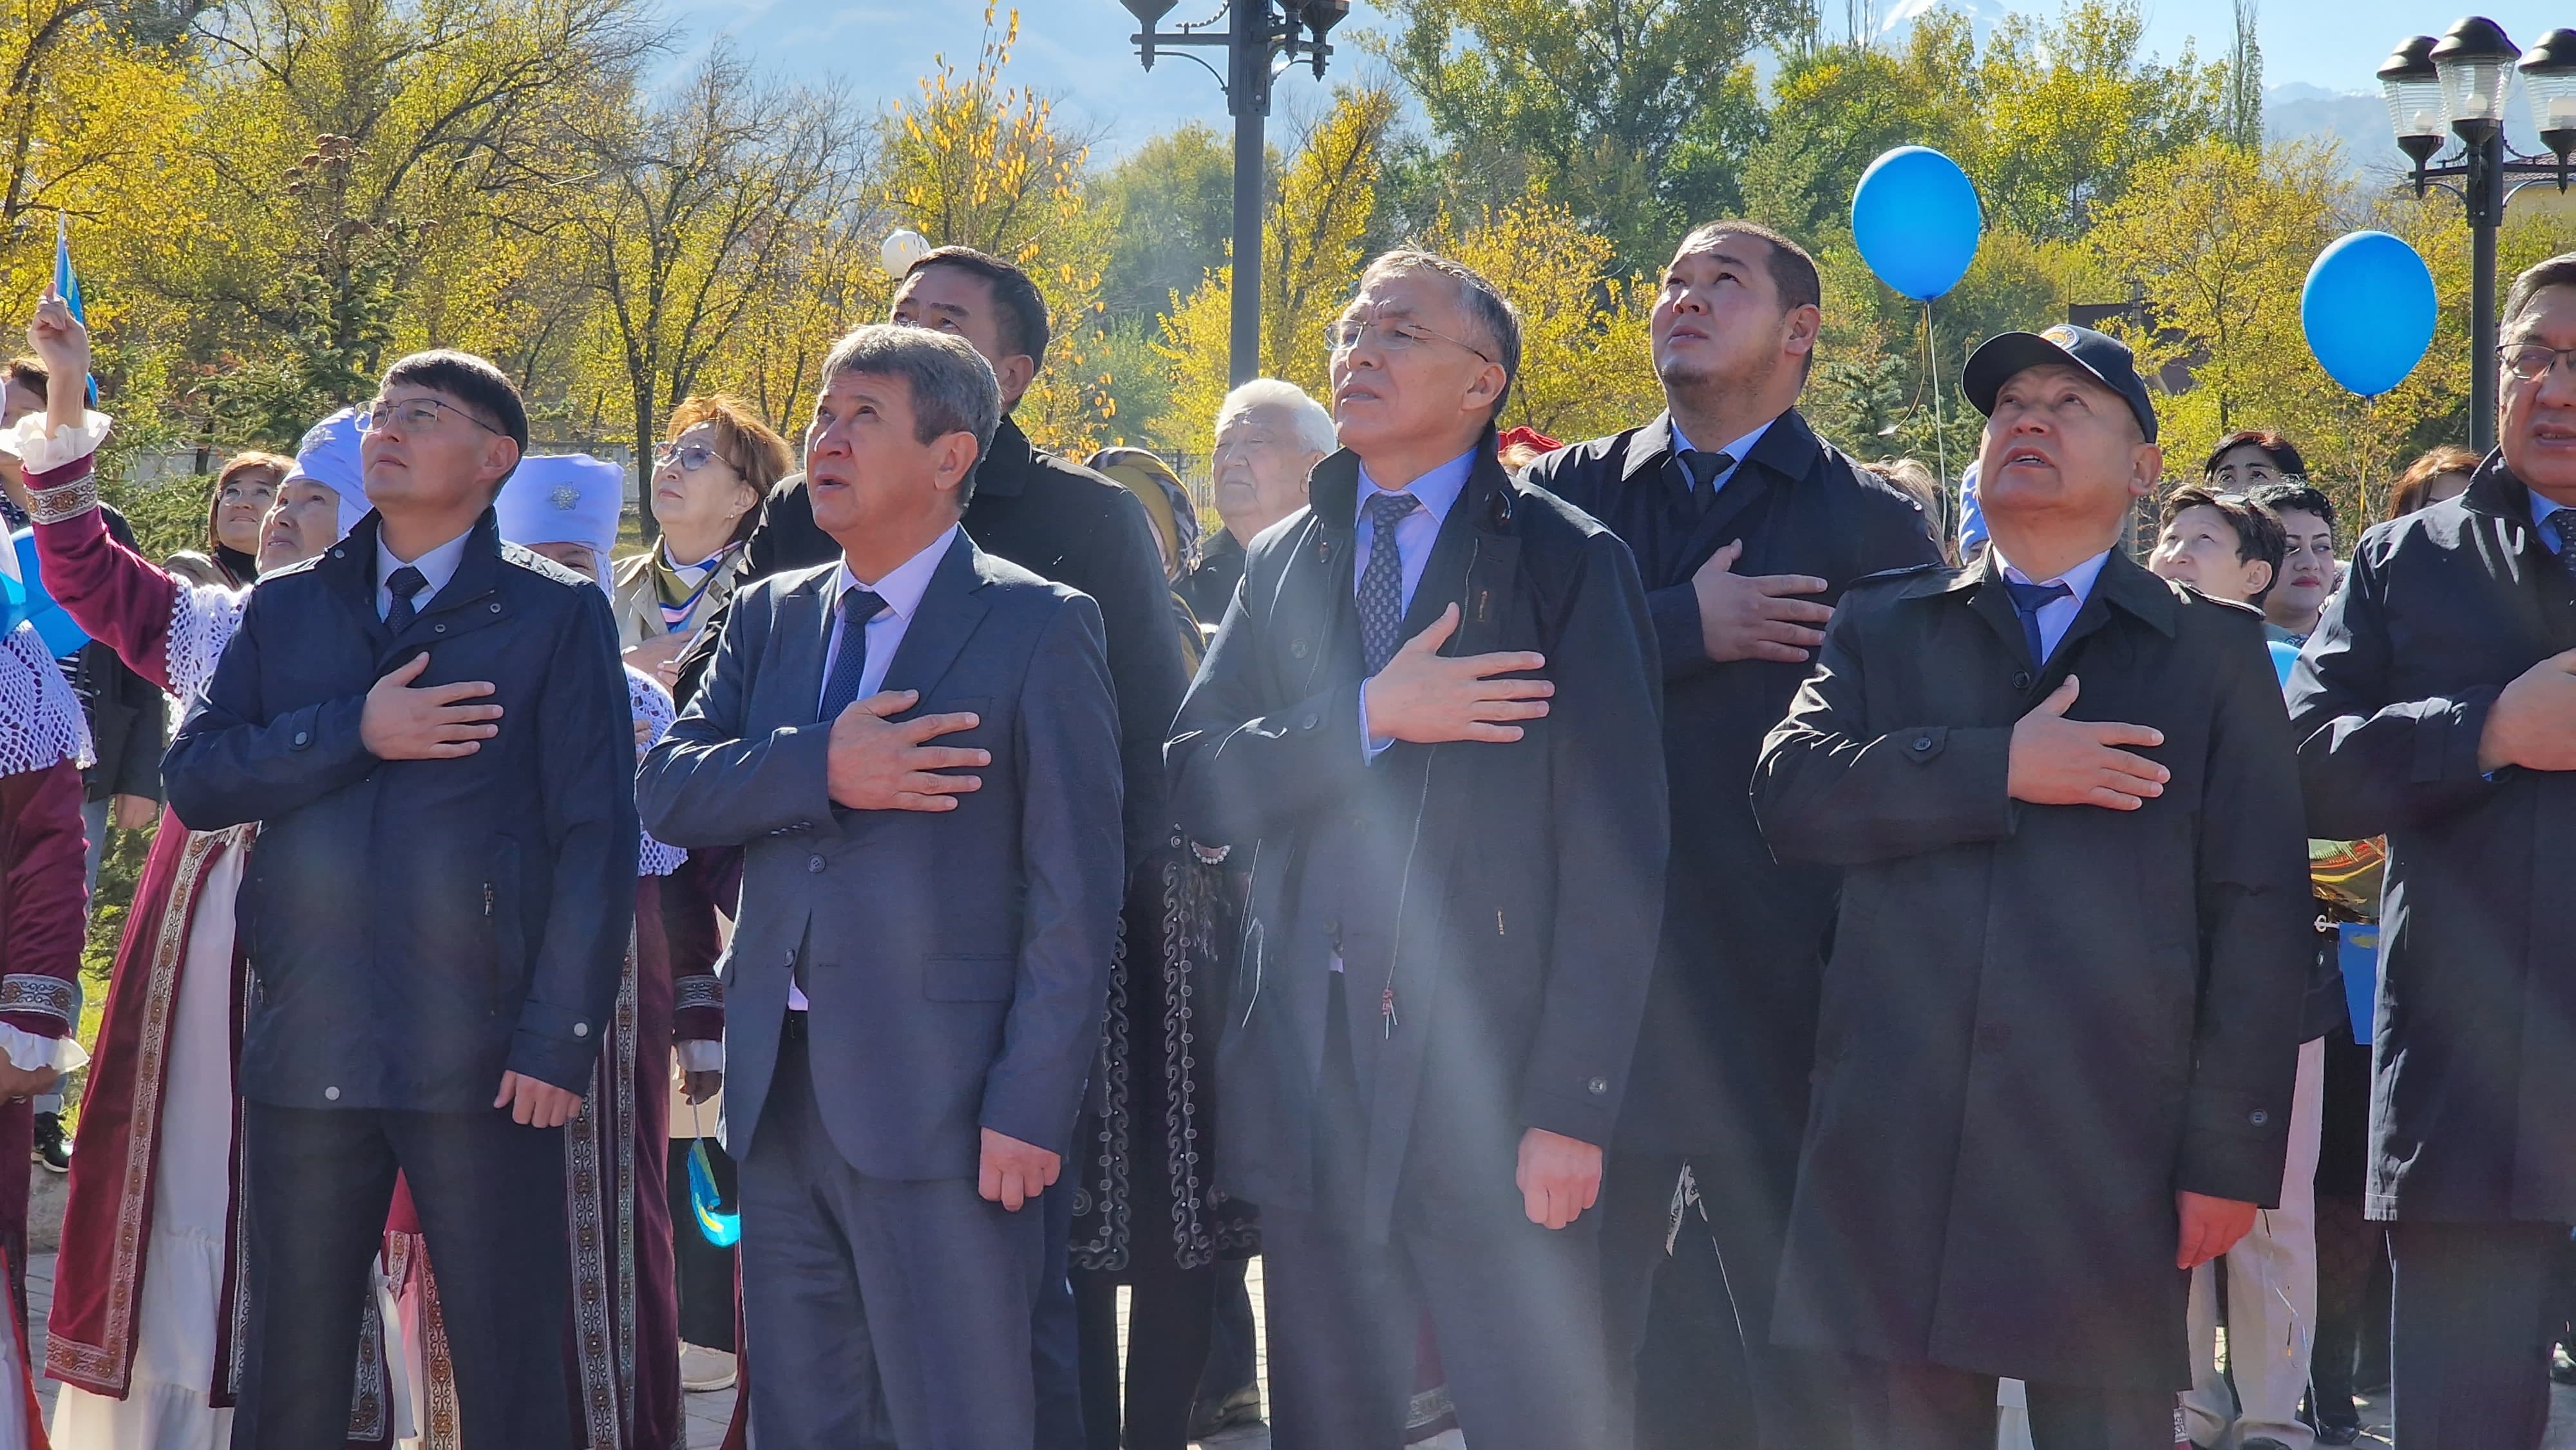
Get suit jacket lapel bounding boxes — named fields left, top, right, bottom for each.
left=771, top=568, right=834, bottom=726
left=880, top=531, right=990, bottom=701
left=1396, top=458, right=1495, bottom=646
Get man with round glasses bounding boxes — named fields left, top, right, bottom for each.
left=2289, top=250, right=2576, bottom=1448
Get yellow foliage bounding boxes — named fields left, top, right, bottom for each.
left=1433, top=195, right=1660, bottom=441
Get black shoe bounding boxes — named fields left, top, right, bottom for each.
left=1188, top=1383, right=1262, bottom=1440
left=32, top=1112, right=68, bottom=1174
left=2315, top=1426, right=2363, bottom=1447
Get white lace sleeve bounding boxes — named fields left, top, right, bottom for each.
left=0, top=408, right=110, bottom=471
left=164, top=579, right=249, bottom=706
left=0, top=622, right=90, bottom=775
left=627, top=666, right=687, bottom=876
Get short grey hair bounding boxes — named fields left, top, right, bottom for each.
left=1354, top=249, right=1522, bottom=420
left=1217, top=378, right=1337, bottom=457
left=819, top=323, right=1002, bottom=503
left=2504, top=251, right=2576, bottom=342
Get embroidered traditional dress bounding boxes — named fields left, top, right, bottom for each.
left=388, top=666, right=712, bottom=1450
left=23, top=426, right=407, bottom=1450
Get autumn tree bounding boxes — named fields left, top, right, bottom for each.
left=1435, top=196, right=1659, bottom=441
left=1151, top=86, right=1395, bottom=449
left=556, top=44, right=864, bottom=536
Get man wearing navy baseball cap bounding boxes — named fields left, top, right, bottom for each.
left=1748, top=323, right=2314, bottom=1448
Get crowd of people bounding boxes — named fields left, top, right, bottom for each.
left=0, top=214, right=2569, bottom=1450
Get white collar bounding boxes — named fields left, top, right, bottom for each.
left=1993, top=547, right=2113, bottom=607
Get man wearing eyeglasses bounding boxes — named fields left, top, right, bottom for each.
left=1167, top=250, right=1667, bottom=1449
left=2289, top=251, right=2576, bottom=1449
left=164, top=352, right=636, bottom=1449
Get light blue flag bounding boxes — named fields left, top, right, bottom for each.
left=54, top=212, right=94, bottom=407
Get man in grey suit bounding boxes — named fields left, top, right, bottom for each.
left=638, top=323, right=1124, bottom=1447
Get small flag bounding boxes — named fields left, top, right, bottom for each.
left=53, top=213, right=94, bottom=407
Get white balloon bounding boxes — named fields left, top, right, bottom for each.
left=880, top=229, right=931, bottom=278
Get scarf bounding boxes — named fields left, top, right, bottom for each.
left=650, top=538, right=740, bottom=634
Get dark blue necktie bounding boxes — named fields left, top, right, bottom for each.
left=384, top=565, right=428, bottom=632
left=2004, top=578, right=2072, bottom=667
left=1676, top=449, right=1735, bottom=514
left=816, top=586, right=887, bottom=722
left=2550, top=509, right=2576, bottom=586
left=1359, top=491, right=1420, bottom=674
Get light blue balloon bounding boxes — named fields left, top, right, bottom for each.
left=1851, top=146, right=1984, bottom=302
left=2302, top=231, right=2437, bottom=399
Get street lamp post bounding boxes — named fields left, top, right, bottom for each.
left=1122, top=1, right=1349, bottom=386
left=2379, top=18, right=2576, bottom=453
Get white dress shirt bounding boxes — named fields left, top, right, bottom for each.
left=1991, top=547, right=2112, bottom=664
left=374, top=528, right=473, bottom=621
left=792, top=524, right=958, bottom=1011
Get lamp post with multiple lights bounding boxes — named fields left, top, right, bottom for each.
left=2378, top=19, right=2576, bottom=451
left=1122, top=1, right=1349, bottom=386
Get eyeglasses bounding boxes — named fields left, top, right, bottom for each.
left=1325, top=312, right=1493, bottom=363
left=654, top=442, right=730, bottom=474
left=2499, top=343, right=2576, bottom=382
left=355, top=397, right=504, bottom=436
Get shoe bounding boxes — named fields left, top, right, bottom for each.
left=2240, top=1440, right=2295, bottom=1450
left=677, top=1344, right=735, bottom=1393
left=32, top=1112, right=68, bottom=1174
left=2314, top=1426, right=2363, bottom=1447
left=1188, top=1382, right=1262, bottom=1439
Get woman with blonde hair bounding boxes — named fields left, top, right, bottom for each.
left=611, top=396, right=790, bottom=685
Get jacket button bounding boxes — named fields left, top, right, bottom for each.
left=433, top=623, right=447, bottom=633
left=1291, top=639, right=1308, bottom=659
left=292, top=731, right=310, bottom=748
left=2013, top=672, right=2032, bottom=691
left=489, top=602, right=502, bottom=614
left=1300, top=714, right=1319, bottom=731
left=807, top=855, right=825, bottom=874
left=1912, top=735, right=1933, bottom=753
left=2249, top=1109, right=2269, bottom=1127
left=782, top=950, right=795, bottom=967
left=573, top=1022, right=589, bottom=1039
left=1586, top=1076, right=1608, bottom=1096
left=323, top=1086, right=340, bottom=1101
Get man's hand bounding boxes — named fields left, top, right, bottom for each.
left=681, top=1069, right=722, bottom=1106
left=2007, top=676, right=2167, bottom=811
left=826, top=690, right=988, bottom=811
left=110, top=793, right=156, bottom=831
left=978, top=1128, right=1060, bottom=1212
left=2176, top=1191, right=2259, bottom=1270
left=494, top=1070, right=581, bottom=1129
left=1361, top=604, right=1551, bottom=746
left=1692, top=539, right=1833, bottom=664
left=2477, top=647, right=2576, bottom=773
left=1515, top=1127, right=1604, bottom=1230
left=623, top=629, right=693, bottom=688
left=361, top=653, right=502, bottom=761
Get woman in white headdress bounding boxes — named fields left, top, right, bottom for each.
left=387, top=452, right=708, bottom=1450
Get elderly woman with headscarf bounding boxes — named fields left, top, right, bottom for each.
left=24, top=382, right=413, bottom=1449
left=383, top=453, right=708, bottom=1450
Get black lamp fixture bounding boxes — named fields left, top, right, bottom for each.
left=1121, top=2, right=1345, bottom=387
left=2376, top=15, right=2576, bottom=452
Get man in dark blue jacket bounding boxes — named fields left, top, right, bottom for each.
left=164, top=350, right=636, bottom=1449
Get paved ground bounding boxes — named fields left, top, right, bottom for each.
left=14, top=1241, right=2576, bottom=1447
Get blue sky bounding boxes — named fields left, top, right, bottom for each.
left=656, top=1, right=2563, bottom=157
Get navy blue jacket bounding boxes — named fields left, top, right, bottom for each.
left=164, top=509, right=638, bottom=1112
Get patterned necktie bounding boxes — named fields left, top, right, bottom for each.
left=2003, top=578, right=2072, bottom=668
left=816, top=586, right=887, bottom=723
left=1677, top=449, right=1736, bottom=514
left=384, top=565, right=428, bottom=632
left=2550, top=508, right=2576, bottom=587
left=1358, top=491, right=1421, bottom=674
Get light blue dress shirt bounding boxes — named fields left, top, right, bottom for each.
left=1667, top=417, right=1775, bottom=500
left=374, top=529, right=471, bottom=620
left=1991, top=547, right=2112, bottom=663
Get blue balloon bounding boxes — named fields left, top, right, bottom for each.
left=9, top=530, right=90, bottom=656
left=1852, top=147, right=1984, bottom=301
left=2302, top=231, right=2436, bottom=399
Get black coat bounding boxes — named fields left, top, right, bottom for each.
left=2286, top=454, right=2576, bottom=1225
left=69, top=507, right=166, bottom=806
left=1168, top=441, right=1669, bottom=1240
left=163, top=511, right=638, bottom=1111
left=1519, top=409, right=1942, bottom=1163
left=741, top=415, right=1189, bottom=866
left=1751, top=550, right=2311, bottom=1389
left=1176, top=528, right=1245, bottom=627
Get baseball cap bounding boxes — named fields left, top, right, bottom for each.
left=1961, top=323, right=2159, bottom=444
